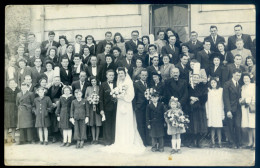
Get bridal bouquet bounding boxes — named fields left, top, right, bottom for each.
left=164, top=107, right=190, bottom=129
left=144, top=88, right=157, bottom=101
left=87, top=93, right=100, bottom=105
left=110, top=85, right=127, bottom=99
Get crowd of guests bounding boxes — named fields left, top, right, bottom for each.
left=4, top=24, right=256, bottom=154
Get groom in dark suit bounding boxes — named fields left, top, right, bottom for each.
left=99, top=69, right=117, bottom=145
left=223, top=69, right=242, bottom=149
left=133, top=69, right=150, bottom=146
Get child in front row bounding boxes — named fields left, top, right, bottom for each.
left=165, top=97, right=187, bottom=154
left=33, top=87, right=53, bottom=145
left=146, top=92, right=166, bottom=152
left=70, top=89, right=89, bottom=149
left=55, top=86, right=75, bottom=147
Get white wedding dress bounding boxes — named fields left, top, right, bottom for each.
left=101, top=74, right=146, bottom=154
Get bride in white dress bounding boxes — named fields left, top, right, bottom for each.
left=101, top=67, right=145, bottom=154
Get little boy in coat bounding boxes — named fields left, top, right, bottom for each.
left=146, top=92, right=166, bottom=152
left=70, top=89, right=89, bottom=148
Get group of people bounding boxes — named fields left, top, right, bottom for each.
left=4, top=24, right=256, bottom=154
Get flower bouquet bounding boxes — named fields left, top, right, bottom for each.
left=144, top=88, right=157, bottom=101
left=87, top=93, right=99, bottom=111
left=110, top=85, right=127, bottom=99
left=164, top=107, right=190, bottom=129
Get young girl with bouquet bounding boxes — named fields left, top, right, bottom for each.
left=165, top=96, right=189, bottom=154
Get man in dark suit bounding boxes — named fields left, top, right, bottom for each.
left=60, top=44, right=74, bottom=68
left=72, top=34, right=84, bottom=55
left=223, top=69, right=242, bottom=149
left=196, top=40, right=214, bottom=71
left=204, top=25, right=225, bottom=52
left=60, top=57, right=73, bottom=86
left=99, top=70, right=117, bottom=145
left=125, top=30, right=142, bottom=54
left=118, top=49, right=134, bottom=77
left=183, top=31, right=203, bottom=56
left=14, top=34, right=29, bottom=56
left=175, top=55, right=190, bottom=82
left=161, top=35, right=180, bottom=65
left=133, top=43, right=149, bottom=67
left=40, top=31, right=59, bottom=57
left=96, top=31, right=113, bottom=54
left=133, top=69, right=150, bottom=146
left=147, top=56, right=160, bottom=85
left=97, top=43, right=112, bottom=66
left=85, top=56, right=103, bottom=83
left=225, top=54, right=246, bottom=85
left=71, top=71, right=89, bottom=98
left=227, top=24, right=253, bottom=52
left=163, top=68, right=188, bottom=110
left=30, top=58, right=47, bottom=86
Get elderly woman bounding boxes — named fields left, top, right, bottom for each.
left=188, top=73, right=208, bottom=148
left=245, top=56, right=256, bottom=82
left=57, top=35, right=69, bottom=57
left=160, top=55, right=175, bottom=82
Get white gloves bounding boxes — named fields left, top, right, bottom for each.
left=85, top=117, right=89, bottom=124
left=69, top=118, right=75, bottom=125
left=57, top=117, right=60, bottom=121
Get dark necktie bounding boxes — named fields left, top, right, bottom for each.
left=144, top=81, right=147, bottom=88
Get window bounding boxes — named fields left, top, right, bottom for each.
left=150, top=4, right=190, bottom=43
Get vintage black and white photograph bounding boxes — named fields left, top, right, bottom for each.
left=4, top=4, right=256, bottom=166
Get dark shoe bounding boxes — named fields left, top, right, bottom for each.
left=151, top=148, right=157, bottom=152
left=210, top=143, right=216, bottom=148
left=94, top=140, right=99, bottom=145
left=170, top=149, right=176, bottom=154
left=27, top=141, right=32, bottom=144
left=16, top=141, right=23, bottom=145
left=52, top=138, right=56, bottom=143
left=60, top=142, right=66, bottom=147
left=76, top=141, right=80, bottom=148
left=80, top=141, right=84, bottom=148
left=218, top=144, right=222, bottom=148
left=66, top=143, right=71, bottom=147
left=176, top=149, right=182, bottom=154
left=91, top=140, right=95, bottom=145
left=159, top=148, right=164, bottom=152
left=40, top=141, right=44, bottom=145
left=231, top=144, right=237, bottom=149
left=11, top=139, right=16, bottom=143
left=44, top=141, right=48, bottom=145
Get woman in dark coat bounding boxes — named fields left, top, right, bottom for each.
left=85, top=76, right=101, bottom=144
left=16, top=82, right=35, bottom=144
left=55, top=86, right=75, bottom=147
left=81, top=46, right=92, bottom=66
left=150, top=71, right=164, bottom=101
left=100, top=54, right=117, bottom=83
left=188, top=74, right=208, bottom=148
left=33, top=87, right=53, bottom=145
left=4, top=79, right=20, bottom=143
